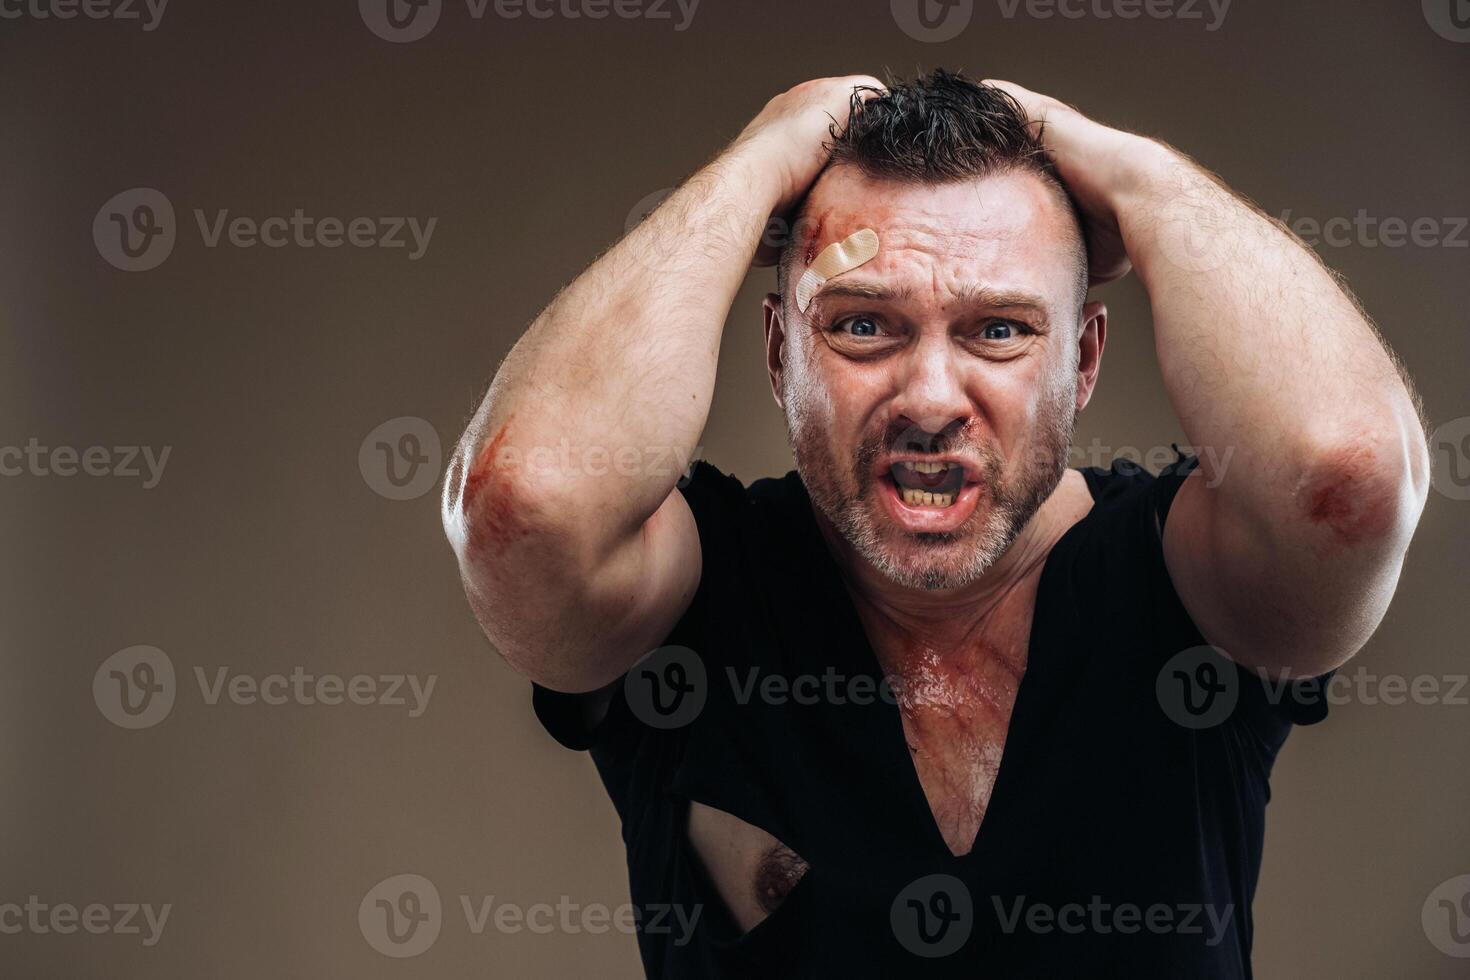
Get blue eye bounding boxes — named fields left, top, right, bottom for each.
left=837, top=315, right=882, bottom=337
left=983, top=321, right=1017, bottom=340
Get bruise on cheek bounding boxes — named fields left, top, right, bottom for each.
left=1296, top=445, right=1398, bottom=548
left=461, top=414, right=533, bottom=559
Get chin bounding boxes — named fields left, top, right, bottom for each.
left=848, top=497, right=1016, bottom=591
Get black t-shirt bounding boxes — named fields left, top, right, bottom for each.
left=533, top=450, right=1330, bottom=978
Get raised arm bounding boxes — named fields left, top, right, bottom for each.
left=990, top=80, right=1431, bottom=679
left=442, top=76, right=883, bottom=692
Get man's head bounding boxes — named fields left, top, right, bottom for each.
left=763, top=70, right=1106, bottom=591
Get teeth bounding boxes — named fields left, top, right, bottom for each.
left=901, top=488, right=954, bottom=507
left=906, top=460, right=947, bottom=474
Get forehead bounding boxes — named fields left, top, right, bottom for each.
left=791, top=166, right=1080, bottom=307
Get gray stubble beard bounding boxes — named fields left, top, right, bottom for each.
left=788, top=380, right=1077, bottom=591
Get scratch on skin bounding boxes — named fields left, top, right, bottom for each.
left=1295, top=444, right=1397, bottom=548
left=800, top=209, right=829, bottom=267
left=461, top=413, right=532, bottom=559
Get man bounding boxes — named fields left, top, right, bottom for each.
left=441, top=71, right=1429, bottom=976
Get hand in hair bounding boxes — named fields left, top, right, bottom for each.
left=982, top=79, right=1166, bottom=285
left=729, top=75, right=888, bottom=267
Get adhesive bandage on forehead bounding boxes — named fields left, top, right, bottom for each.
left=795, top=228, right=881, bottom=313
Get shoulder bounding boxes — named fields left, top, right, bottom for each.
left=677, top=460, right=809, bottom=542
left=1059, top=447, right=1202, bottom=553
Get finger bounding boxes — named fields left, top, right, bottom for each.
left=842, top=74, right=888, bottom=94
left=980, top=78, right=1034, bottom=99
left=982, top=78, right=1044, bottom=117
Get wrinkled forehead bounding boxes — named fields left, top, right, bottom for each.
left=788, top=166, right=1081, bottom=309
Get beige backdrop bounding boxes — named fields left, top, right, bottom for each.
left=3, top=0, right=1467, bottom=976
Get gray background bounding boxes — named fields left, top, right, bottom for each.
left=2, top=0, right=1467, bottom=976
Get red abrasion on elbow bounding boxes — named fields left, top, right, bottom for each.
left=461, top=415, right=532, bottom=558
left=1297, top=450, right=1398, bottom=547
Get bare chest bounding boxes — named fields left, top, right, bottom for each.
left=871, top=601, right=1037, bottom=857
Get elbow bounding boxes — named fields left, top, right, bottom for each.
left=441, top=447, right=470, bottom=557
left=1295, top=416, right=1429, bottom=554
left=444, top=422, right=591, bottom=576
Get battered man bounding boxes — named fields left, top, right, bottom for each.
left=441, top=71, right=1429, bottom=976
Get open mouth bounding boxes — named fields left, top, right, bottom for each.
left=887, top=460, right=966, bottom=508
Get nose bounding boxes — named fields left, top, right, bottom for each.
left=889, top=335, right=972, bottom=446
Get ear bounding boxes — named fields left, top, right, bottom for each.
left=1074, top=300, right=1107, bottom=412
left=762, top=292, right=787, bottom=410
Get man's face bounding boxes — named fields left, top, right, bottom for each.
left=764, top=165, right=1102, bottom=591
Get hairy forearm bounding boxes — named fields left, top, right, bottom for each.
left=446, top=143, right=780, bottom=559
left=1120, top=143, right=1430, bottom=533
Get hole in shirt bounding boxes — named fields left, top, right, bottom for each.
left=686, top=800, right=811, bottom=935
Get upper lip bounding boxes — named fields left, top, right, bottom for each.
left=874, top=455, right=979, bottom=483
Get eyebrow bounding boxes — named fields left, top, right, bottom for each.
left=807, top=279, right=1052, bottom=325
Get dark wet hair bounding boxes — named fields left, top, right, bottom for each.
left=778, top=69, right=1088, bottom=308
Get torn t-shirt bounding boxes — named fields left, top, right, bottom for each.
left=533, top=450, right=1330, bottom=978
